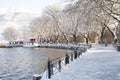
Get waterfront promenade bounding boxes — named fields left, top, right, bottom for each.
left=43, top=45, right=120, bottom=80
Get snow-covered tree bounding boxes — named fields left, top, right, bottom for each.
left=3, top=27, right=18, bottom=42
left=63, top=0, right=120, bottom=43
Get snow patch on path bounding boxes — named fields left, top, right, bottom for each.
left=43, top=45, right=120, bottom=80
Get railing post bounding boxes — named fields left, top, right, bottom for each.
left=58, top=59, right=61, bottom=72
left=48, top=58, right=51, bottom=79
left=33, top=74, right=41, bottom=80
left=65, top=53, right=69, bottom=65
left=78, top=51, right=80, bottom=57
left=80, top=51, right=82, bottom=55
left=74, top=51, right=77, bottom=59
left=71, top=53, right=73, bottom=61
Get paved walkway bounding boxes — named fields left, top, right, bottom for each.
left=44, top=45, right=120, bottom=80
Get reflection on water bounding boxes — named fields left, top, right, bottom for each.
left=0, top=48, right=72, bottom=80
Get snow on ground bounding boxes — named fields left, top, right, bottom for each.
left=43, top=44, right=120, bottom=80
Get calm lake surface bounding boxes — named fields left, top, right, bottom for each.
left=0, top=47, right=72, bottom=80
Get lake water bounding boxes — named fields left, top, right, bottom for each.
left=0, top=48, right=72, bottom=80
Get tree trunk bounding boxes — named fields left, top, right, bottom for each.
left=61, top=33, right=69, bottom=43
left=72, top=34, right=77, bottom=43
left=80, top=33, right=89, bottom=44
left=85, top=37, right=89, bottom=44
left=104, top=23, right=117, bottom=43
left=100, top=27, right=106, bottom=44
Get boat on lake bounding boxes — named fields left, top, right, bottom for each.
left=5, top=44, right=13, bottom=48
left=23, top=42, right=38, bottom=48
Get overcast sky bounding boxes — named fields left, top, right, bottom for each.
left=0, top=0, right=62, bottom=33
left=0, top=0, right=59, bottom=13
